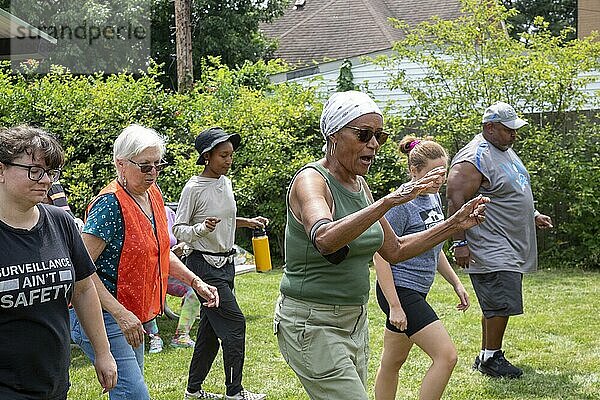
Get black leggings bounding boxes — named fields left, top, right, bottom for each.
left=185, top=251, right=246, bottom=396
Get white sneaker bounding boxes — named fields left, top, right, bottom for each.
left=225, top=389, right=266, bottom=400
left=148, top=334, right=163, bottom=354
left=171, top=333, right=196, bottom=348
left=184, top=389, right=223, bottom=399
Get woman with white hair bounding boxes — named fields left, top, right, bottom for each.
left=273, top=91, right=489, bottom=400
left=69, top=124, right=219, bottom=400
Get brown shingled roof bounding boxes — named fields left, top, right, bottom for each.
left=261, top=0, right=462, bottom=67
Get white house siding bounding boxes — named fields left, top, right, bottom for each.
left=270, top=51, right=422, bottom=113
left=270, top=51, right=600, bottom=113
left=309, top=60, right=419, bottom=113
left=579, top=71, right=600, bottom=110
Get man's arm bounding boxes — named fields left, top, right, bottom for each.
left=446, top=162, right=484, bottom=267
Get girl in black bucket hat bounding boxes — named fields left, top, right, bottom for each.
left=194, top=127, right=241, bottom=166
left=174, top=127, right=268, bottom=400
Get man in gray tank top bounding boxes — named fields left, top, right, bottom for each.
left=447, top=102, right=553, bottom=379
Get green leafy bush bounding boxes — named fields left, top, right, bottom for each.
left=2, top=8, right=599, bottom=269
left=0, top=59, right=322, bottom=261
left=374, top=0, right=600, bottom=268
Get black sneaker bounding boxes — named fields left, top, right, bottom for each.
left=478, top=350, right=523, bottom=378
left=472, top=355, right=481, bottom=371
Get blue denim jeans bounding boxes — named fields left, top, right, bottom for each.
left=70, top=309, right=150, bottom=400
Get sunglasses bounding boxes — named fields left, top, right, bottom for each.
left=128, top=159, right=168, bottom=173
left=346, top=126, right=389, bottom=145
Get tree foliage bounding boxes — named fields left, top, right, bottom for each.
left=375, top=0, right=600, bottom=268
left=4, top=0, right=151, bottom=74
left=336, top=59, right=356, bottom=92
left=151, top=0, right=288, bottom=88
left=1, top=0, right=288, bottom=86
left=501, top=0, right=577, bottom=41
left=0, top=58, right=319, bottom=259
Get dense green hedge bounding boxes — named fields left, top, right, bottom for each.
left=0, top=60, right=400, bottom=259
left=0, top=58, right=597, bottom=268
left=0, top=59, right=324, bottom=259
left=377, top=0, right=600, bottom=269
left=518, top=115, right=600, bottom=268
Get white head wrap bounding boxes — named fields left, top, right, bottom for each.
left=320, top=91, right=382, bottom=144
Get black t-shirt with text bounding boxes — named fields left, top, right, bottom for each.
left=0, top=204, right=95, bottom=399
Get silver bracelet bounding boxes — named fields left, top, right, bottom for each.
left=450, top=240, right=468, bottom=251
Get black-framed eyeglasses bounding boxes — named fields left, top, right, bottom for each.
left=128, top=159, right=168, bottom=173
left=346, top=126, right=389, bottom=145
left=1, top=161, right=62, bottom=182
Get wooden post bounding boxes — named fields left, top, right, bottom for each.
left=174, top=0, right=193, bottom=92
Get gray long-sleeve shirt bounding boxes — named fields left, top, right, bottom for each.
left=173, top=175, right=236, bottom=268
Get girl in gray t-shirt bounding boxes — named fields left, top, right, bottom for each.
left=373, top=136, right=471, bottom=400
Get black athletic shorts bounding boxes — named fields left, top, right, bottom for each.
left=376, top=282, right=439, bottom=337
left=469, top=271, right=523, bottom=318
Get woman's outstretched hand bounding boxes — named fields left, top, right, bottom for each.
left=387, top=166, right=447, bottom=206
left=451, top=195, right=490, bottom=230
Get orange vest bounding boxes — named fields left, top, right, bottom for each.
left=88, top=180, right=170, bottom=323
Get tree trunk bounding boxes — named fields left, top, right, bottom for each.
left=174, top=0, right=193, bottom=92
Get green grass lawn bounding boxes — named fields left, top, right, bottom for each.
left=68, top=268, right=600, bottom=399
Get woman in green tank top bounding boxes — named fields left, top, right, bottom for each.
left=274, top=91, right=490, bottom=400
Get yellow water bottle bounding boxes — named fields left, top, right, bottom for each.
left=252, top=228, right=272, bottom=272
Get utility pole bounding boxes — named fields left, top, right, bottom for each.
left=174, top=0, right=193, bottom=92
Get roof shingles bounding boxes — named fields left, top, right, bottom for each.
left=261, top=0, right=461, bottom=66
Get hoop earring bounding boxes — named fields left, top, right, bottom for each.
left=205, top=159, right=210, bottom=166
left=329, top=141, right=337, bottom=157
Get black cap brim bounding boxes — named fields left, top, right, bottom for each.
left=195, top=133, right=241, bottom=165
